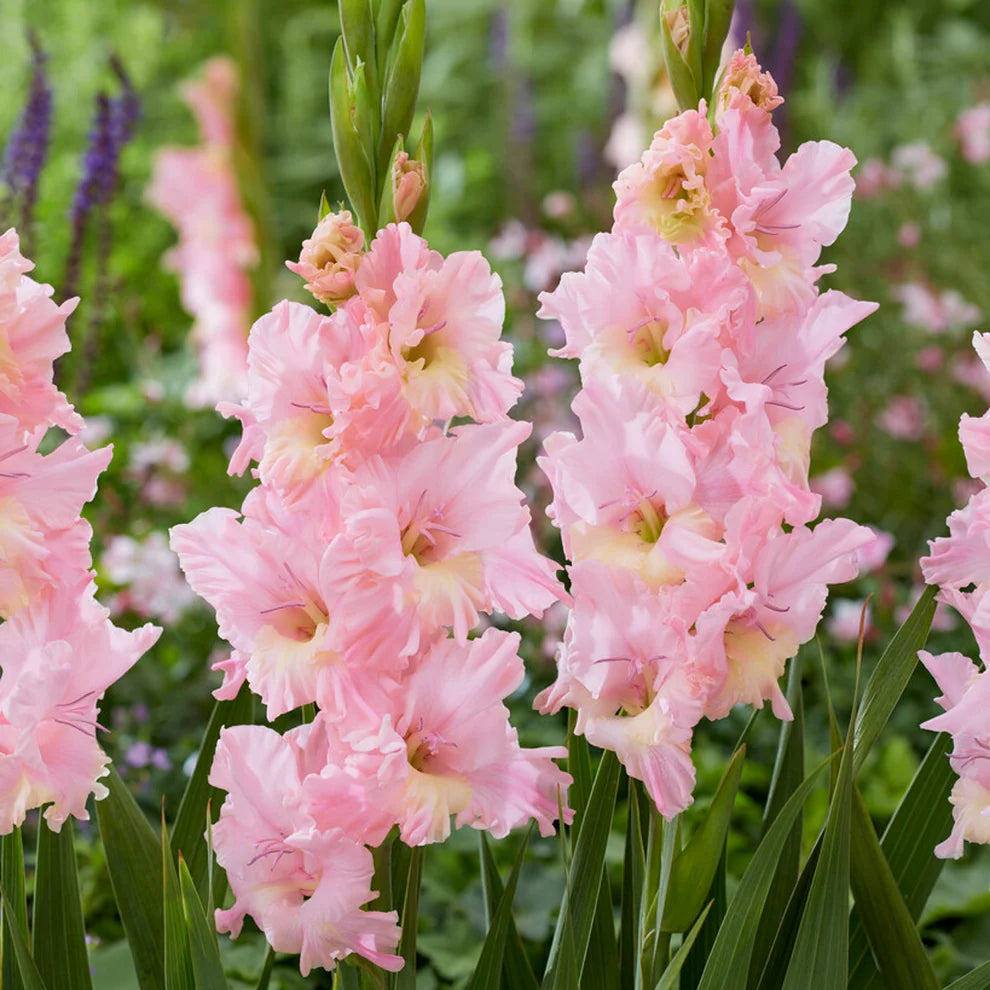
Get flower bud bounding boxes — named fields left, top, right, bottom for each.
left=716, top=50, right=783, bottom=114
left=663, top=4, right=691, bottom=61
left=285, top=209, right=365, bottom=306
left=391, top=151, right=427, bottom=223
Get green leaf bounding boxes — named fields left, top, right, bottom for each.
left=619, top=785, right=646, bottom=990
left=779, top=662, right=860, bottom=990
left=566, top=714, right=594, bottom=842
left=2, top=827, right=29, bottom=990
left=478, top=834, right=539, bottom=990
left=655, top=902, right=713, bottom=990
left=696, top=754, right=836, bottom=990
left=394, top=847, right=423, bottom=990
left=542, top=750, right=621, bottom=989
left=377, top=0, right=425, bottom=177
left=171, top=686, right=254, bottom=903
left=679, top=846, right=726, bottom=990
left=255, top=948, right=275, bottom=990
left=848, top=733, right=954, bottom=988
left=582, top=872, right=620, bottom=990
left=468, top=826, right=534, bottom=990
left=853, top=585, right=936, bottom=771
left=163, top=810, right=194, bottom=990
left=662, top=745, right=745, bottom=932
left=945, top=962, right=990, bottom=990
left=33, top=819, right=93, bottom=990
left=329, top=39, right=378, bottom=235
left=96, top=768, right=167, bottom=990
left=748, top=654, right=805, bottom=985
left=848, top=787, right=938, bottom=990
left=177, top=857, right=226, bottom=990
left=0, top=887, right=47, bottom=990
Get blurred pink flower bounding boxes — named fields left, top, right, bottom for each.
left=891, top=141, right=947, bottom=190
left=956, top=102, right=990, bottom=164
left=878, top=395, right=925, bottom=440
left=811, top=466, right=854, bottom=508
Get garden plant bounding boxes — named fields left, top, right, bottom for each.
left=0, top=0, right=989, bottom=986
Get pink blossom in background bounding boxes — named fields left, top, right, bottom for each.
left=921, top=332, right=990, bottom=857
left=825, top=598, right=872, bottom=643
left=897, top=222, right=921, bottom=248
left=148, top=57, right=257, bottom=407
left=891, top=141, right=948, bottom=190
left=916, top=346, right=943, bottom=373
left=0, top=231, right=160, bottom=834
left=811, top=467, right=855, bottom=509
left=855, top=157, right=900, bottom=199
left=878, top=395, right=926, bottom=440
left=956, top=102, right=990, bottom=164
left=856, top=527, right=895, bottom=573
left=101, top=532, right=198, bottom=623
left=537, top=51, right=875, bottom=818
left=895, top=282, right=980, bottom=335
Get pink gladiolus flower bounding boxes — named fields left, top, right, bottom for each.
left=538, top=49, right=874, bottom=817
left=210, top=725, right=402, bottom=975
left=921, top=333, right=990, bottom=856
left=358, top=223, right=522, bottom=425
left=0, top=229, right=82, bottom=436
left=147, top=57, right=257, bottom=407
left=0, top=581, right=160, bottom=832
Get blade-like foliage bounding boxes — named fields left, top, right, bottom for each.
left=696, top=754, right=837, bottom=990
left=619, top=784, right=646, bottom=990
left=178, top=857, right=227, bottom=990
left=33, top=819, right=93, bottom=990
left=853, top=585, right=936, bottom=770
left=944, top=962, right=990, bottom=989
left=468, top=826, right=534, bottom=990
left=0, top=887, right=47, bottom=990
left=655, top=902, right=713, bottom=990
left=171, top=685, right=254, bottom=902
left=96, top=768, right=167, bottom=990
left=662, top=746, right=745, bottom=932
left=848, top=787, right=938, bottom=990
left=849, top=733, right=954, bottom=988
left=394, top=847, right=423, bottom=990
left=162, top=810, right=194, bottom=990
left=542, top=750, right=621, bottom=989
left=2, top=827, right=29, bottom=990
left=478, top=833, right=538, bottom=990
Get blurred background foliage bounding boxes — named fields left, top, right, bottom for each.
left=2, top=0, right=990, bottom=984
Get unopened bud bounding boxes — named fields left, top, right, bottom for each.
left=391, top=151, right=427, bottom=223
left=716, top=50, right=783, bottom=114
left=285, top=209, right=365, bottom=306
left=663, top=4, right=691, bottom=61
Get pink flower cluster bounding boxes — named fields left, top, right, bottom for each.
left=148, top=57, right=257, bottom=408
left=920, top=332, right=990, bottom=858
left=535, top=51, right=876, bottom=817
left=173, top=220, right=570, bottom=975
left=0, top=229, right=160, bottom=833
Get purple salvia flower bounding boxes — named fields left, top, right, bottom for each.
left=0, top=31, right=53, bottom=254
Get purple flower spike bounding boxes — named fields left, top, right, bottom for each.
left=0, top=31, right=53, bottom=252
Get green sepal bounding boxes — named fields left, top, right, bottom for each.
left=329, top=38, right=378, bottom=236
left=405, top=113, right=433, bottom=234
left=701, top=0, right=735, bottom=98
left=659, top=1, right=700, bottom=111
left=662, top=745, right=745, bottom=932
left=319, top=190, right=333, bottom=221
left=377, top=0, right=426, bottom=179
left=340, top=0, right=378, bottom=98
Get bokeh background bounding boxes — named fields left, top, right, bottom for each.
left=2, top=0, right=990, bottom=985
